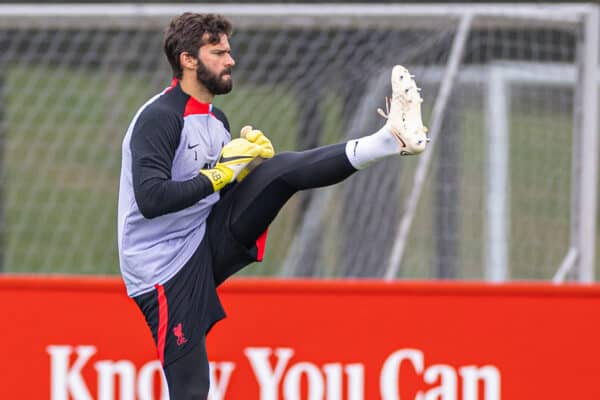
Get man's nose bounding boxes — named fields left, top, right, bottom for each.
left=226, top=54, right=235, bottom=67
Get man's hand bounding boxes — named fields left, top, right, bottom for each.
left=199, top=137, right=262, bottom=191
left=241, top=125, right=275, bottom=159
left=237, top=125, right=275, bottom=181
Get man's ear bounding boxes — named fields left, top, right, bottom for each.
left=180, top=52, right=198, bottom=71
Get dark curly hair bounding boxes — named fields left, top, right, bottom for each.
left=163, top=13, right=233, bottom=79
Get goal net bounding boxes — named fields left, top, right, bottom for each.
left=1, top=4, right=597, bottom=281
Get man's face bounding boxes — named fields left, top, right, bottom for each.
left=196, top=33, right=235, bottom=95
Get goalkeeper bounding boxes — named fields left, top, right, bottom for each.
left=117, top=12, right=428, bottom=399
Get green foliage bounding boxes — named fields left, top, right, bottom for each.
left=3, top=65, right=590, bottom=280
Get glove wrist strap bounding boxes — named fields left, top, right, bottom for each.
left=199, top=166, right=233, bottom=192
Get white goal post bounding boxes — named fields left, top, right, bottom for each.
left=0, top=3, right=597, bottom=282
left=403, top=60, right=600, bottom=282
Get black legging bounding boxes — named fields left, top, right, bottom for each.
left=229, top=143, right=356, bottom=247
left=206, top=143, right=356, bottom=284
left=163, top=336, right=210, bottom=399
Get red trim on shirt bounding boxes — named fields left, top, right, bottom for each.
left=165, top=78, right=178, bottom=93
left=184, top=97, right=211, bottom=117
left=256, top=228, right=269, bottom=261
left=155, top=283, right=169, bottom=365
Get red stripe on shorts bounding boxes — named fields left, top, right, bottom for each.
left=155, top=283, right=168, bottom=365
left=256, top=228, right=269, bottom=261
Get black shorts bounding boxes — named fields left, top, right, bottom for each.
left=133, top=182, right=267, bottom=367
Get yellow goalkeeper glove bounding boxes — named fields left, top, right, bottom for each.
left=241, top=125, right=275, bottom=158
left=237, top=125, right=275, bottom=181
left=199, top=137, right=262, bottom=191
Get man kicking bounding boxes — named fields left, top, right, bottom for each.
left=117, top=12, right=428, bottom=399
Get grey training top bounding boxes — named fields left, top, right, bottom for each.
left=117, top=80, right=231, bottom=297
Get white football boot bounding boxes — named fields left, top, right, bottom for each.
left=377, top=65, right=429, bottom=155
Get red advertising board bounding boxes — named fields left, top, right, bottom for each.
left=1, top=276, right=600, bottom=399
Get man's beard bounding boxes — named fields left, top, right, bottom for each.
left=196, top=61, right=233, bottom=95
